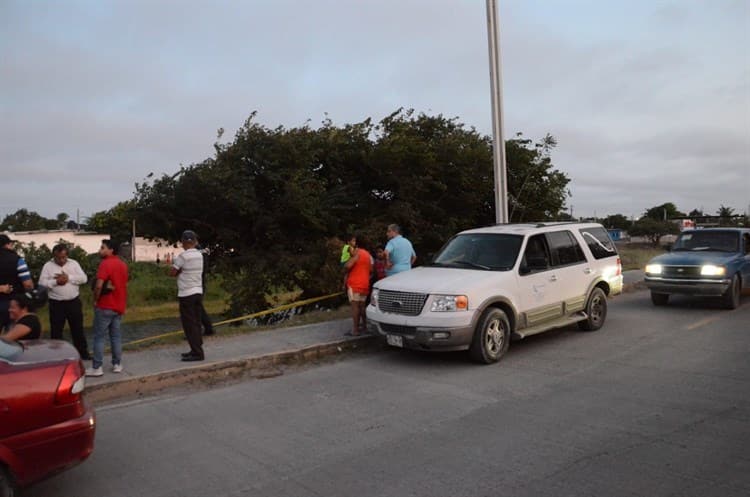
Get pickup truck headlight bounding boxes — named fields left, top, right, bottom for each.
left=645, top=264, right=662, bottom=275
left=700, top=265, right=726, bottom=276
left=430, top=295, right=469, bottom=312
left=370, top=288, right=379, bottom=307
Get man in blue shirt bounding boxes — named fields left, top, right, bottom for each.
left=384, top=224, right=416, bottom=277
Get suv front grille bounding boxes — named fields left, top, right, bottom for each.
left=662, top=266, right=702, bottom=279
left=377, top=290, right=428, bottom=316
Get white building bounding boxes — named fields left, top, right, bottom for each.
left=3, top=230, right=109, bottom=255
left=131, top=237, right=184, bottom=263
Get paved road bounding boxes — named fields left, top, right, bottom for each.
left=30, top=292, right=749, bottom=497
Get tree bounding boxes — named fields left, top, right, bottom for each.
left=644, top=202, right=685, bottom=221
left=717, top=205, right=736, bottom=226
left=629, top=218, right=679, bottom=246
left=56, top=212, right=70, bottom=229
left=0, top=208, right=49, bottom=232
left=132, top=109, right=571, bottom=315
left=85, top=201, right=136, bottom=242
left=602, top=214, right=631, bottom=230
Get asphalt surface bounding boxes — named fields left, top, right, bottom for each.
left=29, top=290, right=750, bottom=497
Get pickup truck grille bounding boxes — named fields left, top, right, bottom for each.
left=377, top=290, right=428, bottom=316
left=662, top=266, right=702, bottom=279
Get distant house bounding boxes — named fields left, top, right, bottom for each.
left=607, top=228, right=628, bottom=242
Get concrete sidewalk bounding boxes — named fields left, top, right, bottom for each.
left=86, top=270, right=645, bottom=403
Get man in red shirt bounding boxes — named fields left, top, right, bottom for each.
left=344, top=236, right=373, bottom=336
left=86, top=239, right=129, bottom=377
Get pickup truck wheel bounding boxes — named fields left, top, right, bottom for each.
left=469, top=308, right=510, bottom=364
left=722, top=275, right=741, bottom=310
left=579, top=287, right=607, bottom=331
left=651, top=292, right=669, bottom=306
left=0, top=466, right=15, bottom=497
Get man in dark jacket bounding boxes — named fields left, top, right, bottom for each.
left=0, top=234, right=34, bottom=331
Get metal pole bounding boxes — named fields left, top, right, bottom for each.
left=486, top=0, right=508, bottom=224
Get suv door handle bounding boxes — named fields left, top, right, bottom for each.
left=549, top=274, right=558, bottom=282
left=584, top=268, right=593, bottom=274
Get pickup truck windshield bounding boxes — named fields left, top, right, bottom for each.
left=431, top=234, right=523, bottom=271
left=672, top=231, right=739, bottom=252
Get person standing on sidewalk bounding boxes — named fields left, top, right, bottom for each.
left=343, top=235, right=373, bottom=336
left=0, top=234, right=34, bottom=331
left=170, top=230, right=204, bottom=362
left=87, top=240, right=128, bottom=377
left=39, top=244, right=90, bottom=359
left=384, top=224, right=416, bottom=277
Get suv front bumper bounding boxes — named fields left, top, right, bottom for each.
left=366, top=305, right=475, bottom=351
left=644, top=276, right=731, bottom=296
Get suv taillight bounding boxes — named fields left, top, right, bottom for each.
left=616, top=257, right=622, bottom=276
left=55, top=360, right=86, bottom=405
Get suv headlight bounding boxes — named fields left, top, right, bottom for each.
left=700, top=265, right=726, bottom=276
left=430, top=295, right=468, bottom=312
left=370, top=288, right=379, bottom=306
left=645, top=264, right=662, bottom=275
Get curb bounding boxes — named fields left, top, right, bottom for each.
left=87, top=335, right=380, bottom=404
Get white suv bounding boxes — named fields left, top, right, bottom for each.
left=366, top=223, right=623, bottom=363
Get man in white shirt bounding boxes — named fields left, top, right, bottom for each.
left=39, top=243, right=89, bottom=359
left=169, top=230, right=204, bottom=362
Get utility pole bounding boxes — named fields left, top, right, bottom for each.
left=486, top=0, right=508, bottom=224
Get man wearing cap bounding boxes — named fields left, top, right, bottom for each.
left=0, top=234, right=34, bottom=331
left=170, top=230, right=205, bottom=361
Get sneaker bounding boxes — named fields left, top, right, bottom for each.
left=86, top=366, right=104, bottom=377
left=112, top=364, right=123, bottom=373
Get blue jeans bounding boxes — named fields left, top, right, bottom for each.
left=92, top=307, right=122, bottom=369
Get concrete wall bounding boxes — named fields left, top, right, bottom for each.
left=3, top=230, right=109, bottom=255
left=132, top=237, right=184, bottom=263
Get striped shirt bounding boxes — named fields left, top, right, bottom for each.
left=17, top=257, right=31, bottom=282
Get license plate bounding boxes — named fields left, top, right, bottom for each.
left=386, top=334, right=404, bottom=348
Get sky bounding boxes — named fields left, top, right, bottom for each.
left=1, top=0, right=748, bottom=224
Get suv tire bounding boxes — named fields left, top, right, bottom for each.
left=578, top=287, right=608, bottom=331
left=469, top=308, right=510, bottom=364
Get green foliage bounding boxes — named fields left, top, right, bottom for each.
left=0, top=208, right=51, bottom=232
left=602, top=214, right=631, bottom=230
left=85, top=201, right=135, bottom=243
left=644, top=202, right=685, bottom=221
left=629, top=218, right=679, bottom=246
left=132, top=109, right=571, bottom=315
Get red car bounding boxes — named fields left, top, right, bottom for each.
left=0, top=339, right=96, bottom=495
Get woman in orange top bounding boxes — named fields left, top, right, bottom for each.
left=344, top=236, right=373, bottom=336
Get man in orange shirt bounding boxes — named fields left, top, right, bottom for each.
left=343, top=236, right=373, bottom=336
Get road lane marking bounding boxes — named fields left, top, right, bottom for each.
left=683, top=301, right=750, bottom=330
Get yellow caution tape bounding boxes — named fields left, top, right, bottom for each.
left=123, top=291, right=344, bottom=348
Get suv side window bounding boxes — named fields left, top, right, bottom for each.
left=520, top=234, right=550, bottom=274
left=545, top=230, right=586, bottom=267
left=579, top=227, right=618, bottom=260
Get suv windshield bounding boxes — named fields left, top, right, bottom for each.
left=672, top=231, right=739, bottom=252
left=431, top=234, right=523, bottom=271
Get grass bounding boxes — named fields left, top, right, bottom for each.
left=617, top=244, right=666, bottom=271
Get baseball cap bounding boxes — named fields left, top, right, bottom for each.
left=0, top=234, right=15, bottom=246
left=181, top=230, right=198, bottom=242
